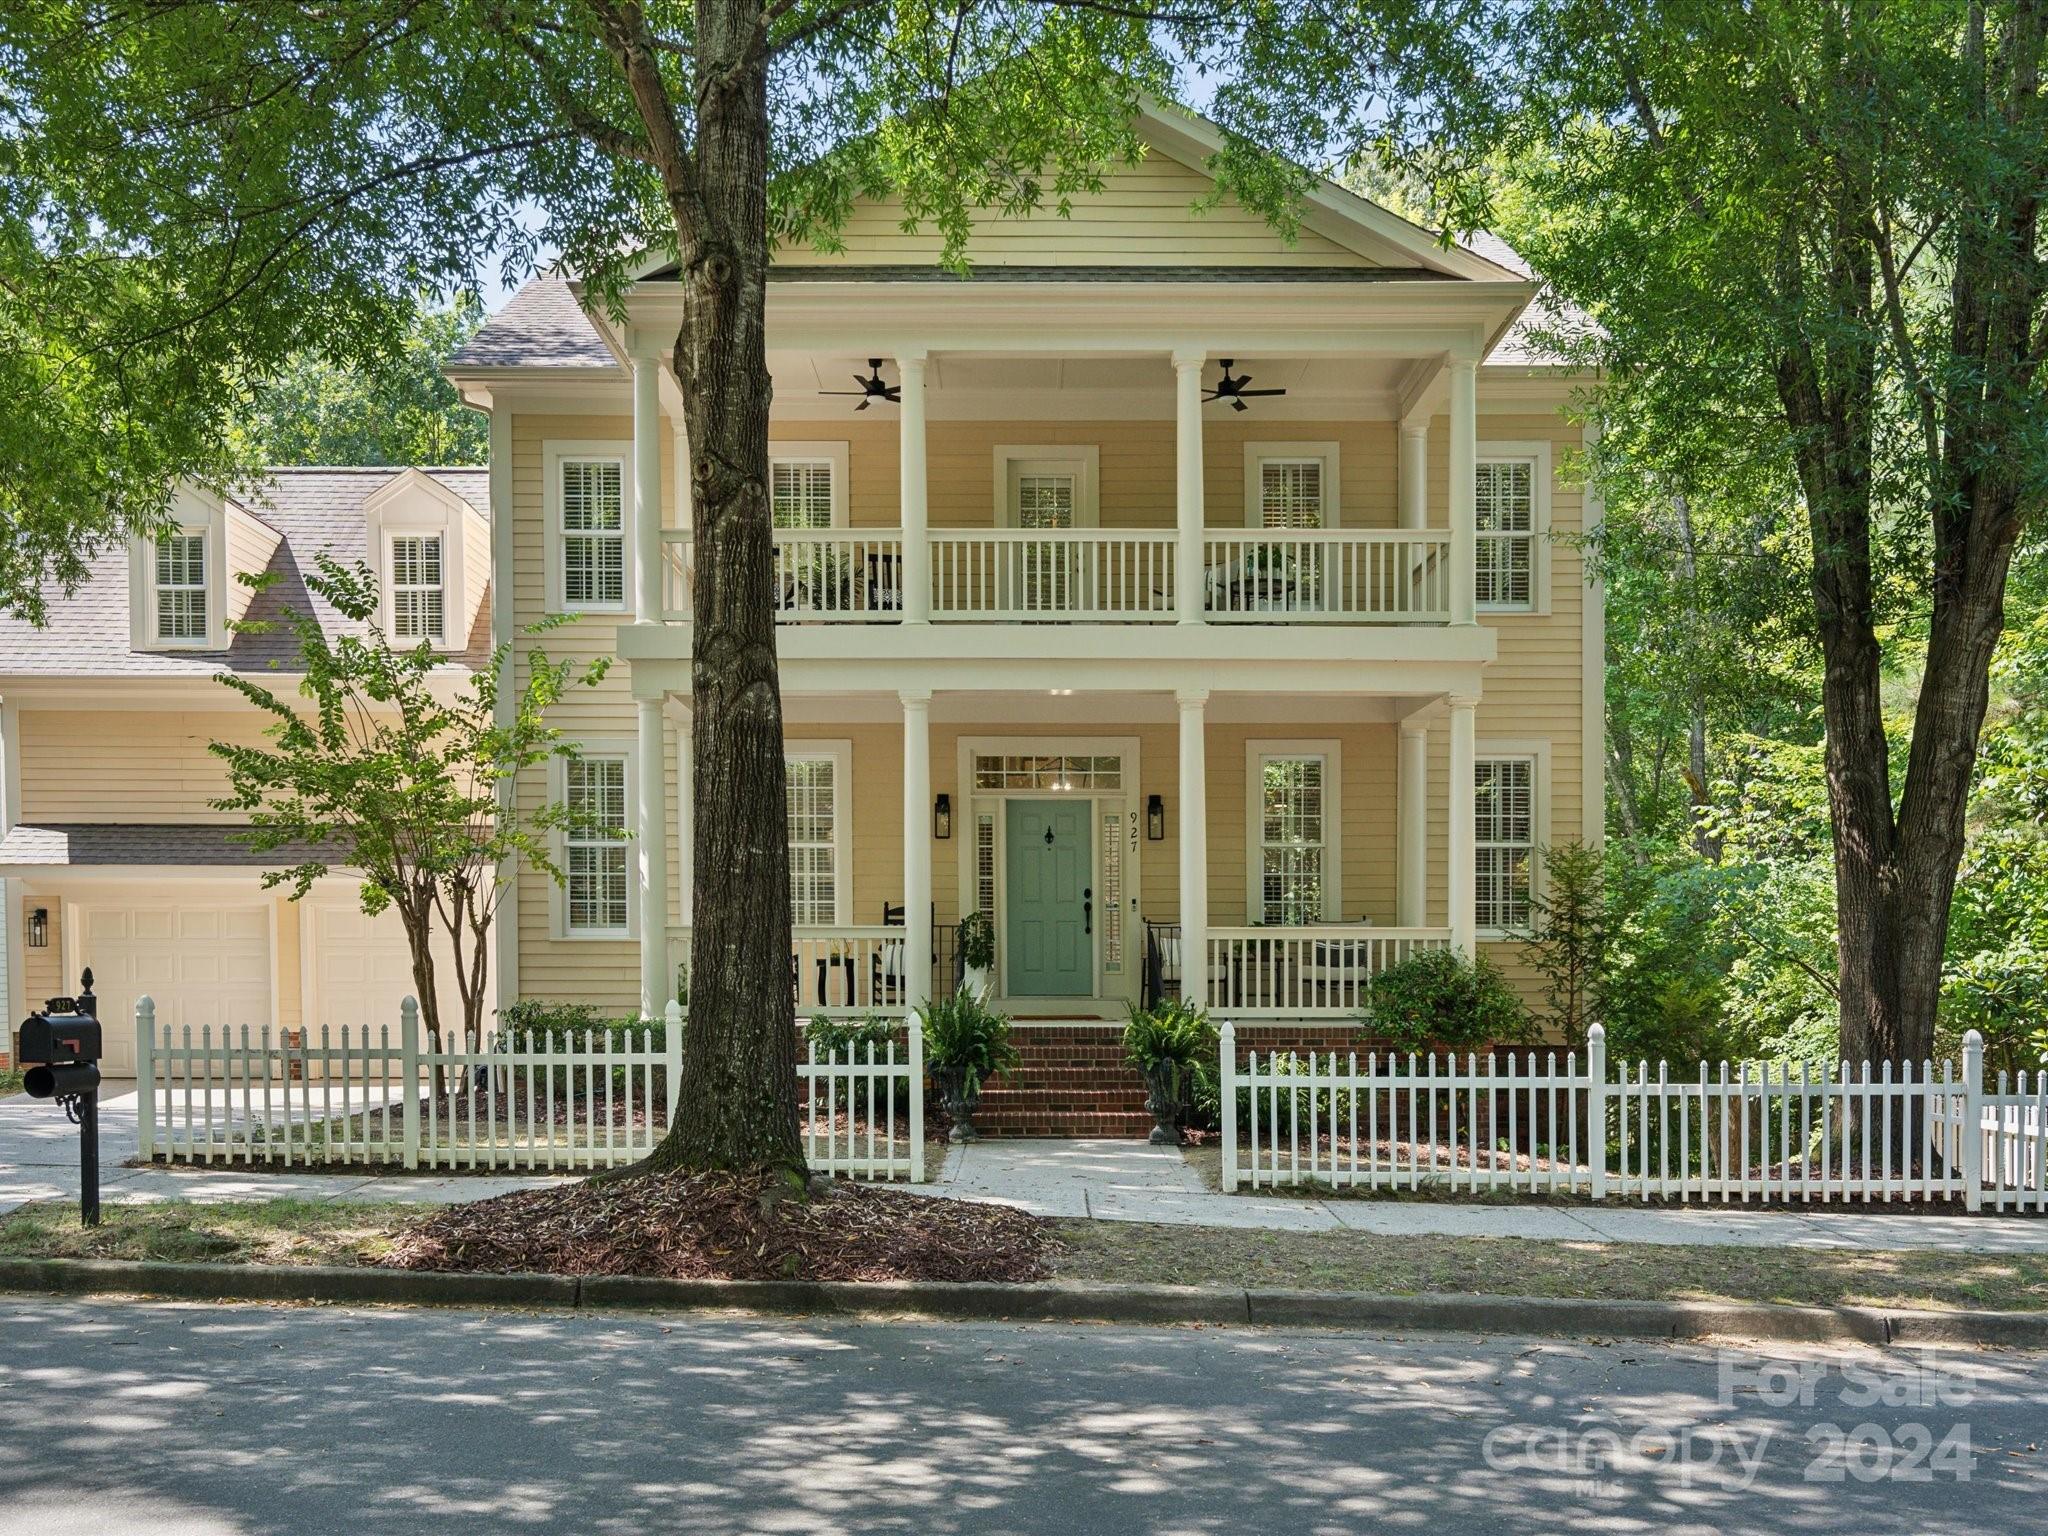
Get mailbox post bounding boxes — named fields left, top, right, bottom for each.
left=17, top=970, right=103, bottom=1227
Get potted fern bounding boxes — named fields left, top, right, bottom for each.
left=957, top=910, right=995, bottom=996
left=919, top=987, right=1019, bottom=1142
left=1122, top=998, right=1217, bottom=1145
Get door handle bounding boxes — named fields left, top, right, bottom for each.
left=1083, top=887, right=1092, bottom=936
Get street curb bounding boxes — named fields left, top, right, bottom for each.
left=0, top=1258, right=2040, bottom=1348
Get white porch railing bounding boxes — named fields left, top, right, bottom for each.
left=1206, top=926, right=1453, bottom=1017
left=1202, top=530, right=1451, bottom=622
left=1221, top=1024, right=2044, bottom=1211
left=660, top=529, right=907, bottom=622
left=669, top=924, right=934, bottom=1015
left=929, top=528, right=1179, bottom=621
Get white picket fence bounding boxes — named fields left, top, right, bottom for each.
left=1221, top=1023, right=2045, bottom=1212
left=137, top=997, right=925, bottom=1181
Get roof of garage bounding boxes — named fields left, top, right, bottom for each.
left=0, top=466, right=490, bottom=680
left=0, top=824, right=346, bottom=870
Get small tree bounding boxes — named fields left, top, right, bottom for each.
left=210, top=557, right=608, bottom=1042
left=1522, top=840, right=1608, bottom=1047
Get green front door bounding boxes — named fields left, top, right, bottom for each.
left=1005, top=799, right=1093, bottom=996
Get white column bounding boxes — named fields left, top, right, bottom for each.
left=1172, top=352, right=1207, bottom=625
left=901, top=689, right=933, bottom=1010
left=630, top=342, right=664, bottom=623
left=1176, top=688, right=1209, bottom=1006
left=1448, top=356, right=1478, bottom=624
left=1398, top=419, right=1428, bottom=531
left=0, top=695, right=17, bottom=1025
left=486, top=406, right=518, bottom=1011
left=1447, top=694, right=1478, bottom=955
left=897, top=355, right=930, bottom=624
left=635, top=697, right=669, bottom=1019
left=1397, top=717, right=1429, bottom=928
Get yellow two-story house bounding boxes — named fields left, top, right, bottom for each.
left=446, top=102, right=1602, bottom=1062
left=0, top=104, right=1599, bottom=1109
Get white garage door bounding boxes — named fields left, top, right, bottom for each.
left=304, top=902, right=471, bottom=1040
left=80, top=903, right=272, bottom=1076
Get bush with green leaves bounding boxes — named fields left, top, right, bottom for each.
left=492, top=999, right=672, bottom=1099
left=1359, top=949, right=1533, bottom=1054
left=1123, top=999, right=1217, bottom=1128
left=804, top=1012, right=902, bottom=1059
left=956, top=911, right=996, bottom=973
left=917, top=988, right=1019, bottom=1096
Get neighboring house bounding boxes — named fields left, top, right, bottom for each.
left=442, top=100, right=1602, bottom=1061
left=0, top=468, right=490, bottom=1074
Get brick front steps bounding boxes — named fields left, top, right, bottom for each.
left=968, top=1020, right=1378, bottom=1138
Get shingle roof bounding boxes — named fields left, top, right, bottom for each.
left=0, top=823, right=345, bottom=869
left=1463, top=231, right=1599, bottom=367
left=0, top=466, right=490, bottom=679
left=447, top=279, right=617, bottom=370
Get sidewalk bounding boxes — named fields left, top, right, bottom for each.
left=6, top=1091, right=2045, bottom=1254
left=922, top=1137, right=2048, bottom=1255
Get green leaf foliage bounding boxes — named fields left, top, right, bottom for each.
left=1360, top=949, right=1533, bottom=1055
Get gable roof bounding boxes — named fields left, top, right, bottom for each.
left=447, top=278, right=616, bottom=371
left=0, top=466, right=491, bottom=681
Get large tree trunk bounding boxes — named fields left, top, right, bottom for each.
left=646, top=0, right=802, bottom=1175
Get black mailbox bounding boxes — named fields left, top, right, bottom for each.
left=17, top=972, right=103, bottom=1224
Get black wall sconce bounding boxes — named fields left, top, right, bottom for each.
left=27, top=907, right=48, bottom=949
left=933, top=792, right=952, bottom=840
left=1146, top=794, right=1165, bottom=841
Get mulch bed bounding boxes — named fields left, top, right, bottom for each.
left=380, top=1169, right=1054, bottom=1282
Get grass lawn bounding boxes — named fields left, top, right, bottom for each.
left=0, top=1197, right=2042, bottom=1313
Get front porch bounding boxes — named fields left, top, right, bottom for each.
left=640, top=687, right=1485, bottom=1031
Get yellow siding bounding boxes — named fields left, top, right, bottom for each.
left=17, top=711, right=271, bottom=824
left=777, top=152, right=1376, bottom=269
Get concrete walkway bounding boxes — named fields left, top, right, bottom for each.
left=925, top=1137, right=2048, bottom=1254
left=6, top=1090, right=2045, bottom=1254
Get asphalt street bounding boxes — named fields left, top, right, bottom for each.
left=0, top=1298, right=2040, bottom=1535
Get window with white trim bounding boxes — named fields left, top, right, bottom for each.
left=770, top=458, right=835, bottom=530
left=564, top=756, right=630, bottom=933
left=154, top=534, right=209, bottom=642
left=785, top=753, right=841, bottom=927
left=1475, top=756, right=1536, bottom=930
left=1476, top=457, right=1537, bottom=609
left=560, top=457, right=626, bottom=608
left=390, top=534, right=445, bottom=643
left=1258, top=458, right=1326, bottom=529
left=1257, top=754, right=1329, bottom=925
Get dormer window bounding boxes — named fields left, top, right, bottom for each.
left=153, top=533, right=209, bottom=643
left=390, top=533, right=445, bottom=643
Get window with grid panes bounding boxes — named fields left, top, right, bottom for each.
left=1258, top=458, right=1326, bottom=529
left=565, top=757, right=629, bottom=931
left=155, top=534, right=208, bottom=641
left=1259, top=755, right=1328, bottom=924
left=561, top=458, right=625, bottom=607
left=771, top=459, right=835, bottom=529
left=1475, top=756, right=1536, bottom=929
left=1476, top=458, right=1536, bottom=608
left=785, top=754, right=840, bottom=926
left=391, top=534, right=445, bottom=642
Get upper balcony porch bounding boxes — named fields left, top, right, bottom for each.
left=606, top=266, right=1536, bottom=659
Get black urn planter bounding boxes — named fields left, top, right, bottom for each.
left=1143, top=1061, right=1181, bottom=1146
left=937, top=1067, right=983, bottom=1143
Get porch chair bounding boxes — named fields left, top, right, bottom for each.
left=874, top=900, right=938, bottom=1006
left=1142, top=920, right=1233, bottom=1007
left=1291, top=918, right=1377, bottom=1011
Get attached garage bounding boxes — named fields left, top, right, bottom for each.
left=301, top=899, right=471, bottom=1040
left=76, top=899, right=273, bottom=1076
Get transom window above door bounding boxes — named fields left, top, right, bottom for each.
left=972, top=753, right=1123, bottom=791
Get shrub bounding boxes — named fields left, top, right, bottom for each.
left=491, top=999, right=673, bottom=1099
left=917, top=987, right=1019, bottom=1096
left=1360, top=950, right=1533, bottom=1054
left=804, top=1011, right=901, bottom=1058
left=956, top=911, right=996, bottom=973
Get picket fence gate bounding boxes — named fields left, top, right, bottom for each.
left=1221, top=1023, right=2045, bottom=1212
left=137, top=997, right=924, bottom=1182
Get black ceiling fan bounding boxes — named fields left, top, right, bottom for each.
left=1204, top=359, right=1287, bottom=412
left=821, top=359, right=901, bottom=410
